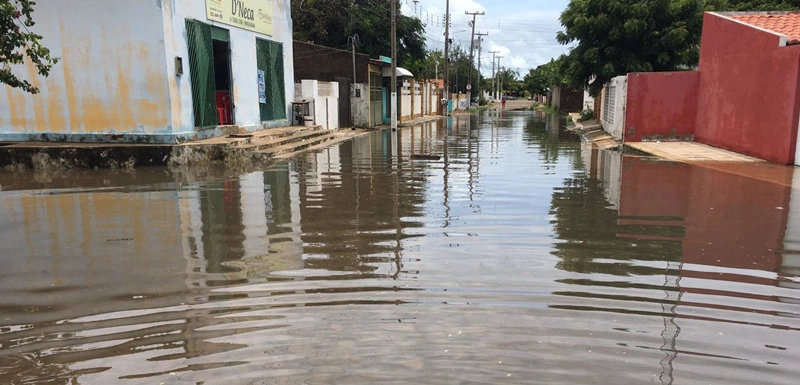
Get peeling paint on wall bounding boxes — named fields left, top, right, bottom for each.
left=0, top=0, right=171, bottom=140
left=0, top=0, right=294, bottom=143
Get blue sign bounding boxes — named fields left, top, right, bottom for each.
left=257, top=70, right=266, bottom=104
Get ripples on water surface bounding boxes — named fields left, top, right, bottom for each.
left=1, top=110, right=800, bottom=384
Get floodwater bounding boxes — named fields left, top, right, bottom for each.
left=1, top=110, right=800, bottom=385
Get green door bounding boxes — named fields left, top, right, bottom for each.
left=186, top=19, right=218, bottom=128
left=255, top=38, right=286, bottom=122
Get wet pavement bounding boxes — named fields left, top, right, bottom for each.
left=1, top=110, right=800, bottom=384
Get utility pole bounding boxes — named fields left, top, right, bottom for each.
left=495, top=56, right=504, bottom=99
left=348, top=34, right=360, bottom=84
left=489, top=50, right=498, bottom=101
left=474, top=32, right=487, bottom=102
left=391, top=0, right=397, bottom=130
left=443, top=0, right=451, bottom=114
left=465, top=11, right=484, bottom=105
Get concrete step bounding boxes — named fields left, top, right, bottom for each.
left=251, top=132, right=338, bottom=158
left=232, top=129, right=330, bottom=152
left=227, top=126, right=320, bottom=147
left=272, top=135, right=355, bottom=160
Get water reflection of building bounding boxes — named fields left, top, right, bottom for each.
left=559, top=149, right=800, bottom=383
left=619, top=158, right=790, bottom=275
left=0, top=166, right=302, bottom=382
left=290, top=128, right=432, bottom=277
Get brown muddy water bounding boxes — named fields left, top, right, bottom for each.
left=1, top=110, right=800, bottom=385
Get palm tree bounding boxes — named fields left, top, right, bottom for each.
left=496, top=68, right=519, bottom=93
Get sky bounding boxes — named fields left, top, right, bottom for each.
left=399, top=0, right=574, bottom=78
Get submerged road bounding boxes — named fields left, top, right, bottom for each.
left=1, top=110, right=799, bottom=384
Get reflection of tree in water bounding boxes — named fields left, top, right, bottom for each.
left=549, top=173, right=683, bottom=276
left=520, top=113, right=582, bottom=170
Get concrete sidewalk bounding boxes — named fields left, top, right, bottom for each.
left=626, top=142, right=764, bottom=163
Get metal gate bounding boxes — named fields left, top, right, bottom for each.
left=335, top=77, right=352, bottom=128
left=369, top=72, right=382, bottom=125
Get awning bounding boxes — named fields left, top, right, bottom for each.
left=382, top=67, right=414, bottom=77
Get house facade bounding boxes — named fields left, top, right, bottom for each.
left=0, top=0, right=294, bottom=144
left=618, top=11, right=800, bottom=165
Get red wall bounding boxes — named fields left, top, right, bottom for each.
left=695, top=13, right=800, bottom=164
left=625, top=72, right=699, bottom=142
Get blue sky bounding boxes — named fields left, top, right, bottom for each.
left=400, top=0, right=574, bottom=77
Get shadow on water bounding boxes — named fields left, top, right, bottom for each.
left=1, top=109, right=800, bottom=384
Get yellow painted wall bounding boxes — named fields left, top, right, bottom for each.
left=0, top=0, right=171, bottom=137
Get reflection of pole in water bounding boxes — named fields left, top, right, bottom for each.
left=659, top=261, right=683, bottom=385
left=467, top=115, right=475, bottom=202
left=391, top=129, right=403, bottom=279
left=443, top=118, right=451, bottom=228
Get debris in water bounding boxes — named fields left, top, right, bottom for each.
left=411, top=154, right=441, bottom=161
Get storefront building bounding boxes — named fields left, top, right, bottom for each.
left=0, top=0, right=294, bottom=144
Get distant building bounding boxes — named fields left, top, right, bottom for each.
left=0, top=0, right=294, bottom=144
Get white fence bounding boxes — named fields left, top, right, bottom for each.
left=413, top=83, right=422, bottom=117
left=401, top=81, right=412, bottom=119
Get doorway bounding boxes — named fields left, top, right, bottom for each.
left=335, top=77, right=351, bottom=128
left=185, top=19, right=234, bottom=128
left=212, top=28, right=233, bottom=125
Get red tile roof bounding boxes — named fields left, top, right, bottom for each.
left=729, top=13, right=800, bottom=45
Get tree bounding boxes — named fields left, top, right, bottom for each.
left=0, top=0, right=59, bottom=94
left=444, top=44, right=480, bottom=93
left=725, top=0, right=800, bottom=10
left=524, top=57, right=566, bottom=96
left=557, top=0, right=708, bottom=96
left=496, top=68, right=518, bottom=92
left=291, top=0, right=427, bottom=78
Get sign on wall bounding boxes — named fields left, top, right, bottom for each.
left=206, top=0, right=273, bottom=36
left=258, top=70, right=267, bottom=103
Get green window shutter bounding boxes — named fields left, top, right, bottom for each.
left=186, top=19, right=218, bottom=128
left=256, top=38, right=286, bottom=122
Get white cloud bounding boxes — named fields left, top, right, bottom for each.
left=404, top=0, right=571, bottom=77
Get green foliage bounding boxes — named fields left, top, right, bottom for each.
left=291, top=0, right=426, bottom=77
left=446, top=44, right=481, bottom=93
left=496, top=68, right=518, bottom=89
left=0, top=0, right=59, bottom=94
left=524, top=56, right=566, bottom=96
left=578, top=108, right=594, bottom=122
left=725, top=0, right=800, bottom=10
left=557, top=0, right=708, bottom=96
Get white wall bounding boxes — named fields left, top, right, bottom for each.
left=583, top=90, right=595, bottom=112
left=0, top=0, right=172, bottom=141
left=601, top=76, right=627, bottom=140
left=162, top=0, right=294, bottom=135
left=299, top=80, right=339, bottom=130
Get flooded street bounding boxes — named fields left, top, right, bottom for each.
left=2, top=110, right=800, bottom=384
